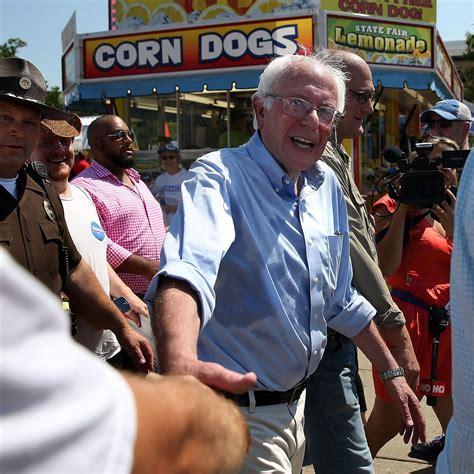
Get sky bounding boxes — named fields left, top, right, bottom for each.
left=1, top=0, right=473, bottom=88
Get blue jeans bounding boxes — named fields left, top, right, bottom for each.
left=303, top=333, right=373, bottom=473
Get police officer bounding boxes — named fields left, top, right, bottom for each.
left=0, top=57, right=154, bottom=372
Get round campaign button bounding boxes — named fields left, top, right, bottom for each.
left=91, top=221, right=105, bottom=241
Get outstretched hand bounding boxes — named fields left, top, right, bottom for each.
left=383, top=376, right=426, bottom=445
left=164, top=357, right=257, bottom=394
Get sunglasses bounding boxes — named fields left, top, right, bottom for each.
left=348, top=89, right=376, bottom=104
left=98, top=129, right=135, bottom=141
left=160, top=155, right=177, bottom=160
left=426, top=120, right=454, bottom=130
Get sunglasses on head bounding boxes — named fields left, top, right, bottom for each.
left=426, top=120, right=454, bottom=130
left=348, top=89, right=376, bottom=104
left=98, top=129, right=135, bottom=141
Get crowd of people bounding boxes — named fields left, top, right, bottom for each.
left=0, top=49, right=472, bottom=474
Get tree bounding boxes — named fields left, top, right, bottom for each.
left=463, top=32, right=474, bottom=102
left=0, top=38, right=27, bottom=58
left=46, top=85, right=64, bottom=110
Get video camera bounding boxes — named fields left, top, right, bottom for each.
left=383, top=144, right=469, bottom=208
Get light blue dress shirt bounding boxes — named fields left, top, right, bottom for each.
left=148, top=132, right=375, bottom=391
left=437, top=149, right=474, bottom=474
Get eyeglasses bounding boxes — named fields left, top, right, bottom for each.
left=267, top=95, right=340, bottom=125
left=426, top=120, right=454, bottom=130
left=160, top=155, right=177, bottom=160
left=98, top=129, right=135, bottom=142
left=348, top=89, right=376, bottom=104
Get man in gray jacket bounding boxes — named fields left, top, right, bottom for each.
left=304, top=50, right=419, bottom=473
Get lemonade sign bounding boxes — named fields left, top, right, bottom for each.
left=327, top=16, right=433, bottom=68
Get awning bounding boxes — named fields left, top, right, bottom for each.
left=64, top=68, right=264, bottom=106
left=371, top=68, right=456, bottom=100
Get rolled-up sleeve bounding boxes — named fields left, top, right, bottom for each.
left=147, top=159, right=235, bottom=327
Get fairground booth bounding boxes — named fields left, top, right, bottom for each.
left=61, top=0, right=463, bottom=190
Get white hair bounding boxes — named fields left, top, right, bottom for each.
left=252, top=49, right=348, bottom=129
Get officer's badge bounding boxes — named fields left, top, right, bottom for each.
left=43, top=200, right=55, bottom=222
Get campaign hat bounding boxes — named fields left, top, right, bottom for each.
left=0, top=57, right=70, bottom=120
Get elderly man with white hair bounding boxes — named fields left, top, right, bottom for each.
left=146, top=50, right=426, bottom=473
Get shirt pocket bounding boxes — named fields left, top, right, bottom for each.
left=39, top=221, right=62, bottom=278
left=0, top=222, right=13, bottom=247
left=325, top=234, right=344, bottom=294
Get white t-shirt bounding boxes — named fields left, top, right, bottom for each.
left=61, top=184, right=120, bottom=360
left=0, top=249, right=136, bottom=473
left=151, top=169, right=192, bottom=226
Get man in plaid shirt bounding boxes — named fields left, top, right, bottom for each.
left=73, top=115, right=166, bottom=297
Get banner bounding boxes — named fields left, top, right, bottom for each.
left=321, top=0, right=437, bottom=24
left=327, top=15, right=433, bottom=68
left=83, top=16, right=314, bottom=79
left=109, top=0, right=320, bottom=30
left=436, top=36, right=452, bottom=88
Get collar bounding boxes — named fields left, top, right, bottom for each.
left=90, top=160, right=141, bottom=183
left=245, top=131, right=325, bottom=198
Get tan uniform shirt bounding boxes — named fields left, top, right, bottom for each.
left=0, top=168, right=81, bottom=296
left=321, top=140, right=405, bottom=328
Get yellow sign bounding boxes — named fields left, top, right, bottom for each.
left=321, top=0, right=437, bottom=24
left=84, top=16, right=314, bottom=79
left=109, top=0, right=320, bottom=29
left=327, top=15, right=433, bottom=68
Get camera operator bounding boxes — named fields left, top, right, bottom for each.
left=367, top=136, right=458, bottom=461
left=421, top=99, right=472, bottom=151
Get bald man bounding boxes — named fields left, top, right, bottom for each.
left=303, top=50, right=418, bottom=473
left=73, top=115, right=166, bottom=298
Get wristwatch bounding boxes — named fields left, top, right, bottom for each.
left=379, top=367, right=405, bottom=382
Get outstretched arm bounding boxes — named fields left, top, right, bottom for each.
left=152, top=277, right=257, bottom=394
left=126, top=373, right=250, bottom=474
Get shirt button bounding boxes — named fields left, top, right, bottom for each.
left=283, top=178, right=290, bottom=185
left=275, top=187, right=280, bottom=192
left=33, top=269, right=38, bottom=275
left=308, top=239, right=313, bottom=245
left=313, top=276, right=319, bottom=283
left=27, top=235, right=32, bottom=241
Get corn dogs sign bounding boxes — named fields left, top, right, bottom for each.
left=83, top=16, right=314, bottom=79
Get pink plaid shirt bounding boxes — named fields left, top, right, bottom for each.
left=73, top=161, right=166, bottom=294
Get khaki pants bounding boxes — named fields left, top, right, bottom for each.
left=237, top=390, right=306, bottom=473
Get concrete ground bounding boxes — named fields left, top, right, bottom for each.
left=303, top=350, right=440, bottom=474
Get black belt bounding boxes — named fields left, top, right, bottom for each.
left=220, top=382, right=306, bottom=407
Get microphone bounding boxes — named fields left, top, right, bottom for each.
left=383, top=145, right=405, bottom=164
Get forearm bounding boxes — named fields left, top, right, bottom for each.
left=152, top=277, right=202, bottom=373
left=116, top=254, right=160, bottom=281
left=125, top=373, right=249, bottom=474
left=379, top=324, right=419, bottom=389
left=375, top=205, right=407, bottom=276
left=352, top=321, right=399, bottom=373
left=64, top=260, right=129, bottom=335
left=108, top=263, right=136, bottom=301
